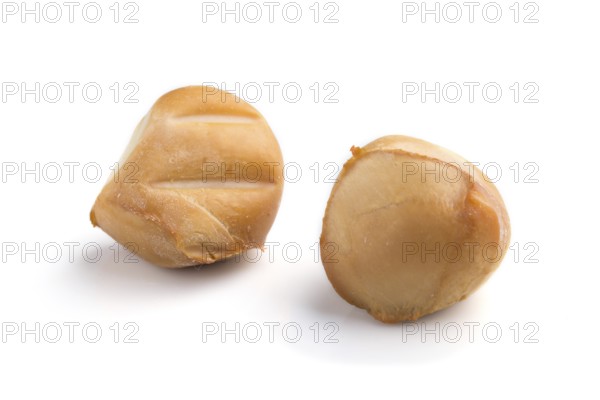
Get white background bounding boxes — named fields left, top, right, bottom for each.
left=0, top=0, right=598, bottom=398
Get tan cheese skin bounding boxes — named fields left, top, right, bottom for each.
left=320, top=136, right=510, bottom=322
left=90, top=86, right=284, bottom=268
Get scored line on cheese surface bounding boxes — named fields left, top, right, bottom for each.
left=171, top=114, right=258, bottom=124
left=151, top=180, right=276, bottom=190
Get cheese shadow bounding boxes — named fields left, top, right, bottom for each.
left=288, top=274, right=486, bottom=365
left=64, top=240, right=254, bottom=300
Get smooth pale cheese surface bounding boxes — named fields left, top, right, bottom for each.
left=91, top=86, right=284, bottom=268
left=320, top=136, right=510, bottom=322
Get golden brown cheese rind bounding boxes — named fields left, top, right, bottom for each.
left=91, top=86, right=284, bottom=268
left=320, top=135, right=510, bottom=322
